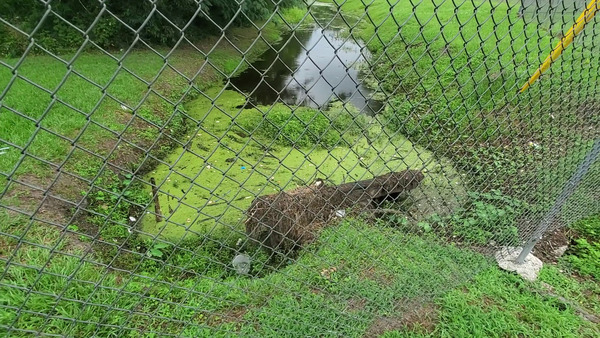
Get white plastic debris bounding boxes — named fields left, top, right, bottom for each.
left=335, top=210, right=346, bottom=218
left=232, top=254, right=251, bottom=275
left=495, top=247, right=543, bottom=282
left=129, top=216, right=137, bottom=222
left=120, top=104, right=131, bottom=112
left=0, top=147, right=8, bottom=155
left=553, top=245, right=568, bottom=257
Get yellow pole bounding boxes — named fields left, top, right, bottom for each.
left=519, top=0, right=599, bottom=93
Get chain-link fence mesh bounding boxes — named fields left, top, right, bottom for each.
left=0, top=0, right=598, bottom=336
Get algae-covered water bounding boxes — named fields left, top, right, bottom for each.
left=141, top=89, right=465, bottom=240
left=140, top=3, right=467, bottom=241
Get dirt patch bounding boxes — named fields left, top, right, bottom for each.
left=360, top=266, right=394, bottom=286
left=400, top=303, right=438, bottom=333
left=365, top=301, right=438, bottom=337
left=576, top=101, right=600, bottom=139
left=106, top=140, right=145, bottom=172
left=467, top=295, right=496, bottom=311
left=365, top=316, right=405, bottom=337
left=534, top=228, right=571, bottom=263
left=3, top=173, right=80, bottom=225
left=0, top=232, right=17, bottom=258
left=205, top=307, right=249, bottom=330
left=347, top=297, right=367, bottom=312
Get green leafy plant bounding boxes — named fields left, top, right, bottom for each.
left=563, top=215, right=600, bottom=279
left=428, top=190, right=524, bottom=245
left=236, top=104, right=368, bottom=149
left=566, top=238, right=600, bottom=279
left=147, top=242, right=170, bottom=258
left=86, top=172, right=150, bottom=244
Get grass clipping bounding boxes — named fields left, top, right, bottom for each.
left=245, top=169, right=424, bottom=254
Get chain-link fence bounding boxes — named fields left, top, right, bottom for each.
left=0, top=0, right=598, bottom=336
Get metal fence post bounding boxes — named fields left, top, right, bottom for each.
left=516, top=138, right=600, bottom=263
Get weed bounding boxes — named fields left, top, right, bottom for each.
left=571, top=214, right=600, bottom=241
left=428, top=190, right=525, bottom=245
left=236, top=103, right=369, bottom=149
left=84, top=172, right=149, bottom=245
left=78, top=235, right=91, bottom=243
left=562, top=215, right=600, bottom=279
left=566, top=239, right=600, bottom=279
left=147, top=242, right=170, bottom=258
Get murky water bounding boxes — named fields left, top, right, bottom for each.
left=230, top=3, right=382, bottom=114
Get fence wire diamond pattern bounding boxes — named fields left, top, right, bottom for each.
left=0, top=0, right=599, bottom=336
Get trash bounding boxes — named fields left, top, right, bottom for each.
left=232, top=254, right=251, bottom=275
left=129, top=216, right=137, bottom=222
left=320, top=267, right=337, bottom=280
left=241, top=166, right=246, bottom=170
left=335, top=210, right=346, bottom=218
left=0, top=147, right=8, bottom=155
left=553, top=245, right=568, bottom=257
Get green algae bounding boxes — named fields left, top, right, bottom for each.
left=141, top=89, right=465, bottom=240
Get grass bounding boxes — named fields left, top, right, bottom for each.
left=2, top=216, right=599, bottom=336
left=424, top=266, right=600, bottom=337
left=2, top=1, right=600, bottom=336
left=0, top=8, right=306, bottom=188
left=323, top=0, right=599, bottom=196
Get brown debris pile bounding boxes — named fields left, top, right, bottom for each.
left=245, top=169, right=424, bottom=253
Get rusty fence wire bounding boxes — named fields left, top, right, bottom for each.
left=0, top=0, right=599, bottom=336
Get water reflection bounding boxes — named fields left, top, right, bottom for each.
left=229, top=5, right=382, bottom=114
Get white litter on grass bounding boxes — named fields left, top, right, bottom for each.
left=335, top=210, right=346, bottom=218
left=0, top=147, right=9, bottom=155
left=232, top=254, right=251, bottom=275
left=553, top=245, right=569, bottom=257
left=129, top=216, right=137, bottom=222
left=495, top=247, right=543, bottom=282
